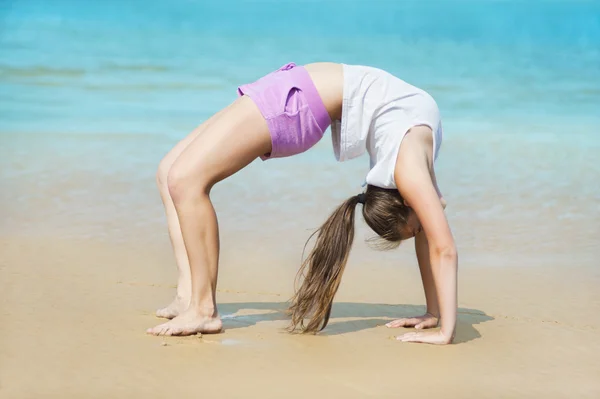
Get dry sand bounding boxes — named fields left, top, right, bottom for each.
left=1, top=235, right=599, bottom=398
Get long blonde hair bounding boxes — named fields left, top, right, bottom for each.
left=287, top=185, right=412, bottom=333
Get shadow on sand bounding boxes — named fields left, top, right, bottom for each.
left=219, top=302, right=493, bottom=344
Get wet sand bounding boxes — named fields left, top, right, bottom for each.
left=1, top=235, right=599, bottom=398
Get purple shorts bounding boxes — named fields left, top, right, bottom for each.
left=237, top=62, right=331, bottom=160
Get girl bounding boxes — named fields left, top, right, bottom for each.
left=147, top=62, right=457, bottom=345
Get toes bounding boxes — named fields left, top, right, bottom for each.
left=147, top=323, right=171, bottom=336
left=146, top=320, right=189, bottom=336
left=147, top=316, right=213, bottom=337
left=161, top=324, right=184, bottom=336
left=147, top=325, right=159, bottom=334
left=171, top=325, right=195, bottom=336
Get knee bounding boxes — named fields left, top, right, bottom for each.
left=166, top=163, right=211, bottom=204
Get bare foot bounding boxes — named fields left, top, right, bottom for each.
left=155, top=296, right=189, bottom=319
left=147, top=307, right=223, bottom=336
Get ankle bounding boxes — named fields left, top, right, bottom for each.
left=175, top=292, right=191, bottom=302
left=176, top=282, right=191, bottom=300
left=187, top=302, right=218, bottom=318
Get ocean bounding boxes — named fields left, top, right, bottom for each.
left=1, top=0, right=599, bottom=263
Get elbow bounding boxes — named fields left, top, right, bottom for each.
left=433, top=245, right=457, bottom=261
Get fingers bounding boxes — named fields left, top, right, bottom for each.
left=415, top=318, right=438, bottom=329
left=385, top=315, right=438, bottom=329
left=386, top=318, right=421, bottom=328
left=396, top=332, right=435, bottom=344
left=395, top=331, right=450, bottom=345
left=396, top=332, right=419, bottom=342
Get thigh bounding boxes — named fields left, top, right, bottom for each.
left=160, top=102, right=236, bottom=169
left=170, top=95, right=272, bottom=190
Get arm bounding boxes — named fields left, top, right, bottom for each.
left=385, top=185, right=447, bottom=329
left=394, top=131, right=458, bottom=345
left=415, top=230, right=440, bottom=319
left=385, top=230, right=440, bottom=330
left=414, top=187, right=447, bottom=319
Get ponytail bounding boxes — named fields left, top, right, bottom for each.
left=287, top=195, right=360, bottom=333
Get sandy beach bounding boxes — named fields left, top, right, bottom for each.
left=1, top=232, right=599, bottom=398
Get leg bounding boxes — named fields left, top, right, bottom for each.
left=147, top=95, right=271, bottom=336
left=155, top=105, right=232, bottom=319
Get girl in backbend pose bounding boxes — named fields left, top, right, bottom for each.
left=148, top=62, right=457, bottom=345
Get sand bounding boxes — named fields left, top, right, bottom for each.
left=1, top=235, right=599, bottom=398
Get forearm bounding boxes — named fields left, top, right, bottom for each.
left=414, top=231, right=439, bottom=317
left=429, top=247, right=458, bottom=339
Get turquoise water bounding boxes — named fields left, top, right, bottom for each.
left=1, top=0, right=599, bottom=259
left=2, top=0, right=600, bottom=136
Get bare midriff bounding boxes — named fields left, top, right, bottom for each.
left=304, top=62, right=344, bottom=122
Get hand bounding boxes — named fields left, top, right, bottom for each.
left=385, top=313, right=439, bottom=330
left=396, top=330, right=453, bottom=345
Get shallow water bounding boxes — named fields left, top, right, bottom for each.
left=1, top=0, right=599, bottom=261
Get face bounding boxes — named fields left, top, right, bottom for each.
left=401, top=208, right=422, bottom=239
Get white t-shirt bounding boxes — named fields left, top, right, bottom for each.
left=331, top=64, right=443, bottom=189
